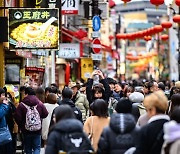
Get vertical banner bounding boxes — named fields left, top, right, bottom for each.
left=81, top=58, right=93, bottom=81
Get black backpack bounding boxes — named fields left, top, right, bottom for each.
left=72, top=106, right=83, bottom=122
left=59, top=132, right=94, bottom=154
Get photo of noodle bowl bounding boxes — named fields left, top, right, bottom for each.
left=10, top=22, right=58, bottom=48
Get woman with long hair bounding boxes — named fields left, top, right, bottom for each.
left=84, top=99, right=110, bottom=152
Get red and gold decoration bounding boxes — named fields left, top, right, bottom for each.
left=175, top=0, right=180, bottom=6
left=160, top=34, right=169, bottom=41
left=144, top=36, right=152, bottom=41
left=150, top=0, right=164, bottom=8
left=121, top=0, right=131, bottom=5
left=109, top=35, right=114, bottom=40
left=173, top=15, right=180, bottom=24
left=161, top=21, right=172, bottom=29
left=109, top=0, right=116, bottom=8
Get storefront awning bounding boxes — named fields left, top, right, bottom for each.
left=62, top=27, right=112, bottom=53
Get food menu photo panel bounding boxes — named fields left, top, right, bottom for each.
left=8, top=8, right=59, bottom=50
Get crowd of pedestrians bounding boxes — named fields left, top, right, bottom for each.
left=0, top=69, right=180, bottom=154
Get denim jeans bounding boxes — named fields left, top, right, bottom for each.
left=23, top=134, right=41, bottom=154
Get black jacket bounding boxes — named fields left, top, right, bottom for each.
left=97, top=113, right=137, bottom=154
left=58, top=98, right=82, bottom=122
left=45, top=119, right=91, bottom=154
left=86, top=78, right=111, bottom=104
left=134, top=115, right=169, bottom=154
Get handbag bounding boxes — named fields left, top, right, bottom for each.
left=0, top=125, right=12, bottom=145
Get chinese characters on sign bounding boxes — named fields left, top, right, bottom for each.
left=9, top=8, right=59, bottom=50
left=81, top=58, right=93, bottom=81
left=58, top=43, right=80, bottom=59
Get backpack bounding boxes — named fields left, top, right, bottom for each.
left=59, top=132, right=94, bottom=154
left=72, top=106, right=83, bottom=122
left=21, top=102, right=41, bottom=131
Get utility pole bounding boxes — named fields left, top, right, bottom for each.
left=115, top=13, right=121, bottom=79
left=92, top=0, right=99, bottom=16
left=91, top=0, right=101, bottom=69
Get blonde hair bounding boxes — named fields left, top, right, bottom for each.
left=144, top=90, right=168, bottom=113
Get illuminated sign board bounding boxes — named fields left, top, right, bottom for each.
left=9, top=8, right=59, bottom=50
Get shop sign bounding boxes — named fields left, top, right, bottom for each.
left=16, top=50, right=32, bottom=58
left=25, top=0, right=60, bottom=8
left=25, top=0, right=47, bottom=8
left=91, top=53, right=102, bottom=61
left=25, top=66, right=45, bottom=87
left=62, top=0, right=79, bottom=14
left=58, top=43, right=80, bottom=59
left=48, top=0, right=60, bottom=8
left=81, top=58, right=93, bottom=81
left=9, top=8, right=59, bottom=50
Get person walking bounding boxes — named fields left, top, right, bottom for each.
left=134, top=90, right=169, bottom=154
left=14, top=87, right=48, bottom=154
left=97, top=98, right=137, bottom=154
left=55, top=87, right=83, bottom=122
left=42, top=93, right=59, bottom=145
left=84, top=99, right=110, bottom=152
left=45, top=105, right=93, bottom=154
left=69, top=82, right=89, bottom=122
left=161, top=106, right=180, bottom=154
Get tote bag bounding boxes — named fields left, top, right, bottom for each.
left=0, top=126, right=12, bottom=145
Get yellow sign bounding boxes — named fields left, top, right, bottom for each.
left=81, top=58, right=93, bottom=81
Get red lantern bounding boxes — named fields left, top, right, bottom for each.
left=161, top=21, right=172, bottom=29
left=150, top=0, right=164, bottom=7
left=154, top=25, right=163, bottom=33
left=109, top=0, right=116, bottom=8
left=121, top=0, right=131, bottom=4
left=175, top=0, right=180, bottom=6
left=126, top=33, right=134, bottom=40
left=116, top=33, right=126, bottom=39
left=137, top=31, right=144, bottom=38
left=109, top=35, right=114, bottom=40
left=173, top=15, right=180, bottom=23
left=144, top=36, right=152, bottom=41
left=160, top=34, right=169, bottom=41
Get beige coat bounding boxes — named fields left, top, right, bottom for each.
left=75, top=92, right=89, bottom=122
left=84, top=116, right=110, bottom=151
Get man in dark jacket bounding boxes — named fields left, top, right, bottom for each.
left=14, top=87, right=48, bottom=154
left=56, top=87, right=83, bottom=122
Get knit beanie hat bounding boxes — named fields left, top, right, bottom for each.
left=115, top=98, right=132, bottom=113
left=129, top=92, right=144, bottom=103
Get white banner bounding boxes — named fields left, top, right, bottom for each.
left=58, top=43, right=80, bottom=59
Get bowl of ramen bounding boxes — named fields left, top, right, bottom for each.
left=9, top=19, right=59, bottom=49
